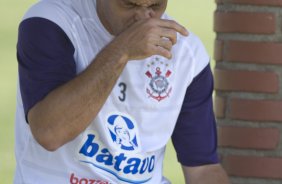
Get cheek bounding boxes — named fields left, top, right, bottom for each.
left=121, top=11, right=135, bottom=25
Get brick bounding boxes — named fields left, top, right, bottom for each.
left=216, top=0, right=282, bottom=7
left=218, top=127, right=280, bottom=149
left=214, top=40, right=224, bottom=61
left=214, top=69, right=279, bottom=93
left=223, top=156, right=282, bottom=179
left=230, top=99, right=282, bottom=121
left=225, top=41, right=282, bottom=64
left=215, top=96, right=225, bottom=118
left=214, top=11, right=275, bottom=34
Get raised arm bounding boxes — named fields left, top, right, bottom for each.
left=21, top=18, right=187, bottom=151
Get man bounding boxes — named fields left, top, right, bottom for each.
left=15, top=0, right=230, bottom=183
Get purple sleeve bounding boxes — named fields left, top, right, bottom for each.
left=17, top=17, right=76, bottom=120
left=172, top=64, right=219, bottom=166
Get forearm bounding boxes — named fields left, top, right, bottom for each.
left=28, top=42, right=128, bottom=151
left=182, top=164, right=230, bottom=184
left=28, top=18, right=188, bottom=151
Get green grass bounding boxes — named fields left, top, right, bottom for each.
left=0, top=1, right=36, bottom=184
left=0, top=1, right=215, bottom=183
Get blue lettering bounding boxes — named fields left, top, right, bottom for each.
left=139, top=158, right=149, bottom=174
left=79, top=134, right=99, bottom=157
left=114, top=153, right=127, bottom=171
left=148, top=156, right=155, bottom=172
left=79, top=133, right=156, bottom=177
left=96, top=148, right=113, bottom=166
left=123, top=158, right=141, bottom=174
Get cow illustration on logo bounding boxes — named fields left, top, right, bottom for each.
left=107, top=114, right=139, bottom=151
left=145, top=57, right=172, bottom=102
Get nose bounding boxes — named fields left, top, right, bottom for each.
left=134, top=7, right=155, bottom=21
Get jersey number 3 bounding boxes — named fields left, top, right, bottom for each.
left=118, top=82, right=127, bottom=102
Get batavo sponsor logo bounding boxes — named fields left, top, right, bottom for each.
left=106, top=114, right=140, bottom=152
left=77, top=131, right=155, bottom=184
left=70, top=173, right=110, bottom=184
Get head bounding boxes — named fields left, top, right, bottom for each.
left=115, top=126, right=130, bottom=142
left=97, top=0, right=168, bottom=35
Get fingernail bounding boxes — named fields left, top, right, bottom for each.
left=184, top=29, right=189, bottom=36
left=168, top=53, right=172, bottom=59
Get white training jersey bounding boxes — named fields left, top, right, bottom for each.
left=14, top=0, right=210, bottom=183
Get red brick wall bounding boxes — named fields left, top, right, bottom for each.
left=214, top=0, right=282, bottom=183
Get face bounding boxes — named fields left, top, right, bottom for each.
left=116, top=127, right=130, bottom=142
left=97, top=0, right=168, bottom=35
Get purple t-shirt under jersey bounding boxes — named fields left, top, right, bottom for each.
left=17, top=17, right=219, bottom=167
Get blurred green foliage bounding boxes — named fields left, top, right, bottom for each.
left=0, top=1, right=215, bottom=183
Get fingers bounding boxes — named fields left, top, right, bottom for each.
left=150, top=35, right=173, bottom=58
left=116, top=18, right=187, bottom=60
left=157, top=19, right=189, bottom=37
left=151, top=45, right=172, bottom=59
left=160, top=28, right=177, bottom=45
left=157, top=38, right=173, bottom=51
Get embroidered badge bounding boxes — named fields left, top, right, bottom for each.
left=145, top=57, right=172, bottom=102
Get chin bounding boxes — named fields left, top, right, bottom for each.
left=110, top=26, right=122, bottom=36
left=114, top=28, right=125, bottom=36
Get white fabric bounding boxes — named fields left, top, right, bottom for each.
left=14, top=0, right=210, bottom=183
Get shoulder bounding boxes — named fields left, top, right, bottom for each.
left=176, top=32, right=210, bottom=78
left=23, top=0, right=72, bottom=19
left=162, top=13, right=210, bottom=78
left=21, top=0, right=76, bottom=40
left=179, top=32, right=210, bottom=77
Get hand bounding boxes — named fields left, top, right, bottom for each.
left=111, top=18, right=189, bottom=60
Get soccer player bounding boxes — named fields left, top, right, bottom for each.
left=15, top=0, right=230, bottom=183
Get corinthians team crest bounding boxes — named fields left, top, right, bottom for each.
left=145, top=57, right=172, bottom=102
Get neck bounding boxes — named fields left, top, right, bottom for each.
left=96, top=0, right=114, bottom=35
